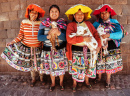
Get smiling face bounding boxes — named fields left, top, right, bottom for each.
left=49, top=7, right=60, bottom=21
left=100, top=11, right=110, bottom=21
left=29, top=10, right=38, bottom=21
left=74, top=10, right=84, bottom=23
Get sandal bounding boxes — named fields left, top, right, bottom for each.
left=50, top=86, right=55, bottom=92
left=30, top=81, right=36, bottom=87
left=94, top=79, right=101, bottom=84
left=105, top=83, right=110, bottom=88
left=86, top=84, right=92, bottom=89
left=60, top=86, right=64, bottom=91
left=72, top=87, right=76, bottom=92
left=41, top=80, right=45, bottom=86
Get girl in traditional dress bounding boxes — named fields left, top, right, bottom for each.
left=38, top=5, right=67, bottom=91
left=93, top=4, right=123, bottom=88
left=65, top=4, right=101, bottom=92
left=1, top=4, right=45, bottom=87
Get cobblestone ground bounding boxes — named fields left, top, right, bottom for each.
left=0, top=73, right=130, bottom=96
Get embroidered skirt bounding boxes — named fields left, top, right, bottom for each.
left=69, top=51, right=96, bottom=82
left=1, top=42, right=42, bottom=72
left=96, top=48, right=123, bottom=74
left=39, top=48, right=68, bottom=76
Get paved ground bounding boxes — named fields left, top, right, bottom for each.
left=0, top=73, right=130, bottom=96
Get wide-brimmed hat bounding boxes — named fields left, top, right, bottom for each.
left=93, top=4, right=116, bottom=18
left=65, top=4, right=92, bottom=20
left=25, top=4, right=45, bottom=18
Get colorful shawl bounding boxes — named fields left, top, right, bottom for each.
left=39, top=17, right=67, bottom=30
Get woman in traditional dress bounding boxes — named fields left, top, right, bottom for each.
left=93, top=4, right=123, bottom=88
left=38, top=5, right=67, bottom=91
left=65, top=4, right=101, bottom=92
left=1, top=4, right=45, bottom=87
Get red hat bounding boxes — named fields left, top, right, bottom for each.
left=25, top=4, right=45, bottom=18
left=93, top=4, right=116, bottom=18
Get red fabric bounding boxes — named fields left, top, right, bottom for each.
left=93, top=5, right=116, bottom=17
left=25, top=4, right=45, bottom=18
left=66, top=21, right=101, bottom=60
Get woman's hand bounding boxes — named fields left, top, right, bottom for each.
left=47, top=35, right=51, bottom=39
left=101, top=33, right=110, bottom=39
left=6, top=42, right=14, bottom=47
left=83, top=35, right=92, bottom=42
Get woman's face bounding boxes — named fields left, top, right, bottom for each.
left=29, top=10, right=38, bottom=21
left=74, top=10, right=84, bottom=22
left=50, top=7, right=59, bottom=21
left=100, top=11, right=110, bottom=21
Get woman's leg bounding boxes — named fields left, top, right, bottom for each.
left=106, top=73, right=111, bottom=84
left=85, top=75, right=90, bottom=85
left=39, top=72, right=45, bottom=85
left=59, top=75, right=64, bottom=86
left=98, top=73, right=102, bottom=80
left=59, top=75, right=64, bottom=91
left=50, top=74, right=55, bottom=87
left=85, top=75, right=92, bottom=89
left=72, top=79, right=77, bottom=92
left=73, top=79, right=77, bottom=87
left=30, top=71, right=36, bottom=87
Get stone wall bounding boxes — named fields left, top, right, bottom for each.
left=0, top=0, right=130, bottom=75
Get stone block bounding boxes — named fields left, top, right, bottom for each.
left=20, top=0, right=27, bottom=10
left=8, top=0, right=14, bottom=1
left=10, top=0, right=20, bottom=11
left=0, top=0, right=7, bottom=3
left=117, top=15, right=127, bottom=24
left=6, top=38, right=14, bottom=44
left=122, top=5, right=130, bottom=15
left=18, top=10, right=26, bottom=19
left=7, top=29, right=17, bottom=38
left=80, top=0, right=103, bottom=5
left=122, top=54, right=128, bottom=63
left=44, top=0, right=57, bottom=6
left=66, top=0, right=81, bottom=5
left=123, top=24, right=130, bottom=34
left=0, top=39, right=6, bottom=47
left=27, top=0, right=45, bottom=7
left=0, top=47, right=5, bottom=55
left=4, top=21, right=11, bottom=29
left=128, top=0, right=130, bottom=4
left=1, top=2, right=11, bottom=12
left=0, top=21, right=4, bottom=30
left=11, top=20, right=20, bottom=29
left=56, top=0, right=67, bottom=6
left=112, top=15, right=117, bottom=20
left=103, top=0, right=117, bottom=4
left=111, top=5, right=122, bottom=15
left=116, top=0, right=127, bottom=4
left=88, top=5, right=100, bottom=10
left=0, top=29, right=7, bottom=39
left=0, top=12, right=9, bottom=21
left=43, top=6, right=50, bottom=16
left=127, top=16, right=130, bottom=24
left=9, top=11, right=18, bottom=20
left=59, top=5, right=68, bottom=16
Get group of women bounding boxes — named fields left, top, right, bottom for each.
left=1, top=4, right=123, bottom=92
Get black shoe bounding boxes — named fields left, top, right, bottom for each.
left=60, top=86, right=64, bottom=91
left=50, top=86, right=55, bottom=92
left=86, top=84, right=92, bottom=89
